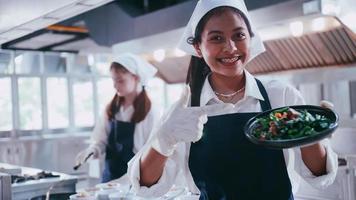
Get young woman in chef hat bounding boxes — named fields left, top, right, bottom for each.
left=75, top=53, right=159, bottom=183
left=127, top=0, right=338, bottom=199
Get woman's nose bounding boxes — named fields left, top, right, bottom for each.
left=223, top=40, right=237, bottom=53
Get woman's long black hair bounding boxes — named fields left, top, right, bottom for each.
left=106, top=62, right=151, bottom=123
left=185, top=6, right=253, bottom=106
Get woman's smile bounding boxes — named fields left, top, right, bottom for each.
left=217, top=55, right=243, bottom=66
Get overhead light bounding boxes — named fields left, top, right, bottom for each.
left=258, top=16, right=342, bottom=41
left=87, top=54, right=95, bottom=66
left=60, top=52, right=70, bottom=57
left=340, top=12, right=356, bottom=32
left=289, top=21, right=304, bottom=37
left=321, top=1, right=341, bottom=15
left=258, top=25, right=290, bottom=41
left=173, top=48, right=186, bottom=57
left=153, top=49, right=166, bottom=62
left=303, top=0, right=320, bottom=15
left=14, top=55, right=23, bottom=66
left=322, top=4, right=340, bottom=15
left=311, top=17, right=327, bottom=31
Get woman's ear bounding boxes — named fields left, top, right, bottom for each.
left=193, top=43, right=203, bottom=57
left=132, top=74, right=140, bottom=83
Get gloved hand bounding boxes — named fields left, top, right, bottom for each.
left=75, top=146, right=100, bottom=166
left=320, top=100, right=334, bottom=109
left=151, top=85, right=235, bottom=156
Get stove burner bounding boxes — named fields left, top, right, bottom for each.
left=11, top=171, right=60, bottom=183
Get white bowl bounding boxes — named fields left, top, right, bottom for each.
left=77, top=187, right=101, bottom=195
left=96, top=182, right=120, bottom=190
left=69, top=193, right=96, bottom=200
left=109, top=192, right=137, bottom=200
left=96, top=188, right=120, bottom=200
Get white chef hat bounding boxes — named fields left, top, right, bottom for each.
left=177, top=0, right=265, bottom=62
left=112, top=53, right=157, bottom=86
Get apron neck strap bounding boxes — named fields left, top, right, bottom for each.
left=255, top=78, right=272, bottom=111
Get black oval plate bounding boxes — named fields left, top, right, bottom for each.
left=244, top=105, right=339, bottom=149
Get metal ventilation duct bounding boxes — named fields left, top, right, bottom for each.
left=83, top=0, right=196, bottom=46
left=246, top=26, right=356, bottom=74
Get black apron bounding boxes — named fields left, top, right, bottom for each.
left=189, top=79, right=293, bottom=200
left=102, top=120, right=135, bottom=183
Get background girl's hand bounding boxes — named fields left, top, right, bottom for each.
left=75, top=146, right=100, bottom=166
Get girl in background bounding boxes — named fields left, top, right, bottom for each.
left=76, top=53, right=159, bottom=183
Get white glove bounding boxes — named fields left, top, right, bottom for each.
left=320, top=100, right=334, bottom=109
left=151, top=85, right=235, bottom=156
left=75, top=146, right=100, bottom=166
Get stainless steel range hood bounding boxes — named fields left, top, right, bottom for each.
left=244, top=0, right=356, bottom=74
left=246, top=20, right=356, bottom=74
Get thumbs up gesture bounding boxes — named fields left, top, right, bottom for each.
left=151, top=85, right=235, bottom=156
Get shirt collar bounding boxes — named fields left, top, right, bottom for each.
left=119, top=105, right=134, bottom=115
left=244, top=70, right=264, bottom=101
left=200, top=70, right=264, bottom=106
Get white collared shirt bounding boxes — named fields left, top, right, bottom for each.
left=89, top=103, right=160, bottom=156
left=128, top=70, right=338, bottom=198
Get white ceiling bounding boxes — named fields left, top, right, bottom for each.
left=0, top=0, right=114, bottom=45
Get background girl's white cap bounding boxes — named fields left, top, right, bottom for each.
left=112, top=53, right=157, bottom=86
left=177, top=0, right=265, bottom=62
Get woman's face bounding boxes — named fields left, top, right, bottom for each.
left=111, top=68, right=139, bottom=97
left=194, top=9, right=251, bottom=77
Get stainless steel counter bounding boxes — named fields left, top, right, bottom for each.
left=0, top=172, right=11, bottom=200
left=0, top=163, right=78, bottom=200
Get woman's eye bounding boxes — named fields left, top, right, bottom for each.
left=235, top=32, right=246, bottom=40
left=209, top=35, right=223, bottom=42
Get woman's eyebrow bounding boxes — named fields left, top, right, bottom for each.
left=232, top=27, right=246, bottom=32
left=207, top=30, right=223, bottom=35
left=207, top=27, right=246, bottom=35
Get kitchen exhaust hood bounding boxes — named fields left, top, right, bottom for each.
left=244, top=0, right=356, bottom=74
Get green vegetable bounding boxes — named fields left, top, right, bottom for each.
left=252, top=107, right=332, bottom=141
